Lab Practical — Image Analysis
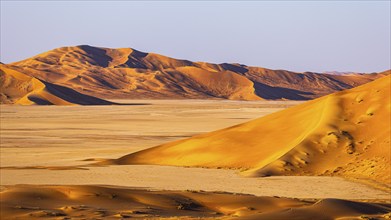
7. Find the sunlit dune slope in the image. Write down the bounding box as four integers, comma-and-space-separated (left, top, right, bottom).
109, 75, 391, 186
7, 45, 386, 100
1, 185, 390, 220
0, 64, 113, 105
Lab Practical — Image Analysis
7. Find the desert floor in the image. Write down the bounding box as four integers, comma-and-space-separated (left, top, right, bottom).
1, 100, 296, 167
1, 100, 390, 219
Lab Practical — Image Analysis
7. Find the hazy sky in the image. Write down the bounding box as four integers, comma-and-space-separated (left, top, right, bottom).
1, 1, 390, 73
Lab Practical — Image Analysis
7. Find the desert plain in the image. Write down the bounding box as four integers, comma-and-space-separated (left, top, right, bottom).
1, 99, 390, 219
0, 46, 390, 219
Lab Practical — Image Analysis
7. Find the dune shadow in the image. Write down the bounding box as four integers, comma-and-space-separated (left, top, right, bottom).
27, 96, 54, 105
253, 81, 314, 100
43, 82, 153, 106
78, 45, 112, 67
220, 63, 248, 74
43, 81, 116, 105
42, 82, 148, 105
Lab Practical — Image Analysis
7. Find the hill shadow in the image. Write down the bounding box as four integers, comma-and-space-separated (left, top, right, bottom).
43, 82, 150, 106
253, 81, 314, 100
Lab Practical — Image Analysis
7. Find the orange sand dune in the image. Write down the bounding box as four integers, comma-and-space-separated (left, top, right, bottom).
1, 185, 390, 220
108, 75, 391, 187
0, 64, 113, 105
6, 45, 387, 101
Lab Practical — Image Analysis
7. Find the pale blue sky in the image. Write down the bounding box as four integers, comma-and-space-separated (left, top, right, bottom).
1, 1, 390, 73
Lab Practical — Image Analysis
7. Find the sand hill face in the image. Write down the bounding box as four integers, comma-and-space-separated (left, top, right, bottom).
0, 64, 113, 105
6, 45, 386, 100
109, 75, 391, 187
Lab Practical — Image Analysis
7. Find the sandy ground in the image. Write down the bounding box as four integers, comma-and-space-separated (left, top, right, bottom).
1, 166, 389, 200
2, 185, 391, 220
1, 100, 389, 203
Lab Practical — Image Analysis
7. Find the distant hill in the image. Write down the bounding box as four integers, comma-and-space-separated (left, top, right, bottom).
323, 71, 362, 75
107, 75, 391, 187
2, 45, 387, 103
0, 64, 113, 105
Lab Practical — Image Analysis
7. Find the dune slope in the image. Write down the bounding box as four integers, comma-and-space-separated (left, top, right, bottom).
0, 64, 113, 105
1, 185, 390, 220
6, 45, 387, 100
109, 75, 391, 187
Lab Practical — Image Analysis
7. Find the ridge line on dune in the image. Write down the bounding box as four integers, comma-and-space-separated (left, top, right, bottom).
249, 96, 331, 175
1, 64, 115, 105
16, 78, 74, 105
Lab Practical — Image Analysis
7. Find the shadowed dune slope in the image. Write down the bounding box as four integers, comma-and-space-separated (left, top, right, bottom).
109, 75, 391, 187
6, 45, 387, 100
0, 64, 113, 105
1, 185, 390, 220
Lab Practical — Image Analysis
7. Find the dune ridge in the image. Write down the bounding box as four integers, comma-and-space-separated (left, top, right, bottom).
1, 185, 390, 220
4, 45, 388, 101
106, 75, 391, 188
0, 64, 113, 105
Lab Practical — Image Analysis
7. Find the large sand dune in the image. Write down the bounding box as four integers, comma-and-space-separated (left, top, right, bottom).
1, 185, 390, 220
108, 75, 391, 188
0, 64, 113, 105
5, 45, 387, 101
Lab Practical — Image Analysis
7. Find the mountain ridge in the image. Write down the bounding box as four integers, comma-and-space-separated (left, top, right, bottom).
1, 45, 389, 104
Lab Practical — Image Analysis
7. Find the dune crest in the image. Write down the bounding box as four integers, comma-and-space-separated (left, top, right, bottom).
5, 45, 387, 101
0, 64, 113, 105
108, 75, 391, 187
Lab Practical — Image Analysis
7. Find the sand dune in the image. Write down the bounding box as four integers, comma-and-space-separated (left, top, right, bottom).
5, 45, 387, 101
108, 75, 391, 188
0, 64, 113, 105
1, 185, 390, 220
